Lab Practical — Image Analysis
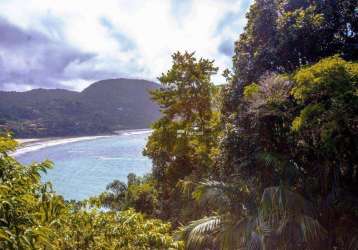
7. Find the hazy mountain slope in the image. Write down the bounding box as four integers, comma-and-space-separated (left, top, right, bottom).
0, 89, 78, 120
80, 79, 160, 128
0, 79, 161, 137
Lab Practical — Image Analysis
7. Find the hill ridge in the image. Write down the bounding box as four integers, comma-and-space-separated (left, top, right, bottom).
0, 78, 160, 138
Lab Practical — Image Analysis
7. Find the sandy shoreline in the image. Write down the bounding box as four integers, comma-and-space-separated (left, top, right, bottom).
12, 129, 152, 157
16, 138, 41, 144
12, 136, 111, 157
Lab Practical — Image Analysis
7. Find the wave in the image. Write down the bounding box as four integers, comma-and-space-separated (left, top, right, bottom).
67, 150, 85, 153
97, 156, 147, 161
118, 129, 152, 136
12, 136, 110, 157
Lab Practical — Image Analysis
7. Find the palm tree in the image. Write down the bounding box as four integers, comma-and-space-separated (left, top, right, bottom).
99, 179, 128, 210
180, 182, 328, 250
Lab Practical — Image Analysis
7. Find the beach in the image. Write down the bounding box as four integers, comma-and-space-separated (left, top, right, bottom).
12, 129, 152, 157
13, 136, 110, 157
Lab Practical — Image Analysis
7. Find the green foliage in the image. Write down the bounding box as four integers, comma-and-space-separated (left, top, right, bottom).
226, 0, 357, 114
0, 133, 18, 153
181, 185, 327, 250
56, 208, 182, 250
245, 73, 292, 110
144, 51, 221, 223
292, 56, 358, 101
243, 83, 259, 98
291, 103, 324, 132
99, 174, 159, 216
185, 55, 358, 249
213, 0, 358, 247
0, 135, 182, 249
291, 56, 358, 151
0, 135, 55, 249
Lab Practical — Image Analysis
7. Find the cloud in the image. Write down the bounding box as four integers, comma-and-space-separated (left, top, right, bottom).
0, 17, 128, 91
170, 0, 192, 19
218, 39, 235, 56
0, 17, 97, 90
99, 17, 136, 51
0, 0, 252, 91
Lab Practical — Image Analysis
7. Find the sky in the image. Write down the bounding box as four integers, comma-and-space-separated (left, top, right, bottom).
0, 0, 252, 91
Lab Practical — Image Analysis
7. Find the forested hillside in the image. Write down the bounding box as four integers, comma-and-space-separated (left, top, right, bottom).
0, 78, 160, 137
1, 0, 357, 249
142, 0, 357, 248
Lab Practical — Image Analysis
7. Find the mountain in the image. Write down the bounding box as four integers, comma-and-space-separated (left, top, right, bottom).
0, 79, 161, 138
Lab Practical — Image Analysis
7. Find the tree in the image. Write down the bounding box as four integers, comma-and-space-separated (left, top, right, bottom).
182, 57, 358, 249
144, 51, 220, 223
290, 56, 358, 247
0, 134, 57, 249
99, 174, 159, 216
225, 0, 358, 113
214, 0, 358, 247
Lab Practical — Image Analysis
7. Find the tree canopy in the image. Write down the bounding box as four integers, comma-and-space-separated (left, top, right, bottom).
0, 134, 183, 249
143, 51, 221, 223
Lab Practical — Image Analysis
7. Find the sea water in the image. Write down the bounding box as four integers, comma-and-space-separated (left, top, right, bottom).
15, 131, 152, 201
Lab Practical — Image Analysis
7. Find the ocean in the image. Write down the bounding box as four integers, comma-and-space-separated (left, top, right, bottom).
15, 130, 152, 201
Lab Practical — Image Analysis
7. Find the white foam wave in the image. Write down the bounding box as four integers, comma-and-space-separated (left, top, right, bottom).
120, 129, 152, 136
97, 156, 147, 161
67, 150, 85, 153
12, 136, 109, 157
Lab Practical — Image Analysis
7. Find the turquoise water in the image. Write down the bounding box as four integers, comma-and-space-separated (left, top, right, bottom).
16, 132, 152, 200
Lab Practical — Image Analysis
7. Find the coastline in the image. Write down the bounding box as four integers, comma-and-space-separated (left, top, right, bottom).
12, 128, 152, 157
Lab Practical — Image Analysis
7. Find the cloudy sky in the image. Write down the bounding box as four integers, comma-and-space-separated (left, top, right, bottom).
0, 0, 252, 91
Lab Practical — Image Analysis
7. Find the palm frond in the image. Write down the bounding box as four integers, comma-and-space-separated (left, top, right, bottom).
260, 186, 315, 221
180, 216, 222, 250
176, 179, 196, 199
345, 235, 358, 250
299, 215, 327, 243
260, 186, 326, 248
218, 216, 259, 250
181, 186, 329, 249
181, 215, 261, 250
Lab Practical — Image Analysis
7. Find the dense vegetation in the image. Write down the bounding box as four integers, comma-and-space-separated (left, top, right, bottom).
0, 79, 160, 137
143, 0, 357, 249
1, 0, 357, 249
180, 56, 357, 249
0, 135, 182, 249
